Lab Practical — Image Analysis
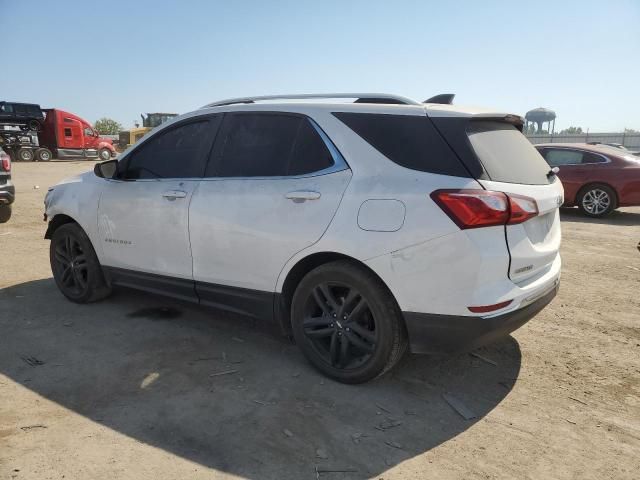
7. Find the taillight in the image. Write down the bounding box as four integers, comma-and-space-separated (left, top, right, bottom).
507, 193, 538, 224
1, 153, 10, 172
431, 189, 538, 229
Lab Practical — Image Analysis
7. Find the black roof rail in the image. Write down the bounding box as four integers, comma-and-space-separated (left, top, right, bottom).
424, 94, 455, 105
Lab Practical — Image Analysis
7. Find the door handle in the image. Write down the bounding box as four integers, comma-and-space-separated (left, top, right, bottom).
285, 190, 321, 203
162, 190, 187, 200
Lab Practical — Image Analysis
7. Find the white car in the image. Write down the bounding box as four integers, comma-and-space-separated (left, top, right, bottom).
44, 93, 562, 383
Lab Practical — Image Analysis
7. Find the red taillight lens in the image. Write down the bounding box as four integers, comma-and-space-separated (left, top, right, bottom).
1, 153, 10, 172
507, 193, 538, 224
431, 189, 538, 229
430, 189, 509, 229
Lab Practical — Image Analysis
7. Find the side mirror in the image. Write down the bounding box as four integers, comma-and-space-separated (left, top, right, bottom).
94, 159, 118, 179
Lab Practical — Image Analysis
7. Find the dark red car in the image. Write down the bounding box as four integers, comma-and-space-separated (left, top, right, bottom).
535, 143, 640, 217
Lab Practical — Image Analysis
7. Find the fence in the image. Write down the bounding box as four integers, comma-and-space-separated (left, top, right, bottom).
526, 132, 640, 150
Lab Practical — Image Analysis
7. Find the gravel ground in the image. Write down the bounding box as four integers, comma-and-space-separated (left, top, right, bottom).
1, 161, 639, 480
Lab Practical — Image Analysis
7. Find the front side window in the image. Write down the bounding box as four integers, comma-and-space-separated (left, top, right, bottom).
209, 113, 334, 177
84, 127, 94, 137
122, 120, 212, 179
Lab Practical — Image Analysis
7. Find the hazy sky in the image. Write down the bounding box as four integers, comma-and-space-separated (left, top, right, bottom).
1, 0, 638, 131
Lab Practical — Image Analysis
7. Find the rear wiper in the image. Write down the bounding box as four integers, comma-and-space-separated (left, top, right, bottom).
547, 167, 559, 178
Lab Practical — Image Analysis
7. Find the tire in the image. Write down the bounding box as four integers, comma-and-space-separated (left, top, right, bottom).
49, 223, 112, 303
35, 148, 52, 162
577, 184, 616, 217
16, 148, 34, 162
0, 205, 11, 223
27, 119, 41, 131
98, 148, 111, 161
291, 260, 407, 384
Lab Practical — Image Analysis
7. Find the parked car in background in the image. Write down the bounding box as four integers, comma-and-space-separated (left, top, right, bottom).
44, 93, 562, 383
536, 143, 640, 217
0, 147, 14, 223
0, 102, 44, 131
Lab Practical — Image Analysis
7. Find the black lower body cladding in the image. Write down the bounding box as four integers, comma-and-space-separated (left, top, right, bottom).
403, 284, 559, 354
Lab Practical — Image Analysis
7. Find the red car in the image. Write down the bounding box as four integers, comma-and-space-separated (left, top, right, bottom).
535, 143, 640, 217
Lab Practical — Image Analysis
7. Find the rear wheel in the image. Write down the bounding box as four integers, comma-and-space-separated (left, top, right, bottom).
16, 148, 34, 162
50, 223, 112, 303
291, 261, 407, 384
35, 148, 52, 162
0, 205, 11, 223
578, 184, 616, 217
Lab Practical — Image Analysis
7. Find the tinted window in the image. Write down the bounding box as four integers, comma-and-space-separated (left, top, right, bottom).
64, 128, 72, 137
333, 112, 469, 177
123, 120, 211, 179
542, 149, 607, 167
210, 114, 334, 177
467, 121, 551, 185
289, 120, 334, 175
1, 104, 13, 113
15, 104, 26, 114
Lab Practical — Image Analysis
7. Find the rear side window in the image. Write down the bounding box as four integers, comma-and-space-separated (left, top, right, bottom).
123, 120, 212, 179
542, 148, 607, 166
467, 121, 551, 185
209, 114, 334, 177
332, 112, 469, 177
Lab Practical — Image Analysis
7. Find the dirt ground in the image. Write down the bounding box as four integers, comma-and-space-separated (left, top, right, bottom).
1, 161, 639, 480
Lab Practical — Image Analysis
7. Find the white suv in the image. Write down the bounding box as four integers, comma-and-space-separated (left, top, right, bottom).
44, 93, 562, 383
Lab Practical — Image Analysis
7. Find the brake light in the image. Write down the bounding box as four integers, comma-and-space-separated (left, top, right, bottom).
507, 193, 538, 224
1, 153, 10, 172
431, 189, 538, 229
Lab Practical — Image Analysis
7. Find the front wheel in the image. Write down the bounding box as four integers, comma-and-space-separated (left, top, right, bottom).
98, 148, 111, 161
50, 223, 112, 303
291, 261, 407, 384
578, 184, 616, 217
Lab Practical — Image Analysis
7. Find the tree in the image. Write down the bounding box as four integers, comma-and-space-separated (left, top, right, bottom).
560, 126, 583, 134
624, 128, 639, 134
94, 118, 122, 135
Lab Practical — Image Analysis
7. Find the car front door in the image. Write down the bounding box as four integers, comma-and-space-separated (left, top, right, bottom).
189, 112, 351, 317
97, 116, 220, 296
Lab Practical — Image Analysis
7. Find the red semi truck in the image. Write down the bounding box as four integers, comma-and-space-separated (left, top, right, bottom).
0, 109, 116, 161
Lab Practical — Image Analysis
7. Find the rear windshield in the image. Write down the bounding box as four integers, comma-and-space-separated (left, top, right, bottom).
467, 121, 551, 185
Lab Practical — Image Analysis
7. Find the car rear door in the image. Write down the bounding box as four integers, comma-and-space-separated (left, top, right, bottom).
189, 112, 351, 316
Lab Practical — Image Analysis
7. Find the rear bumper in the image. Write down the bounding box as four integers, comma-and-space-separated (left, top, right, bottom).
0, 183, 15, 205
403, 282, 559, 354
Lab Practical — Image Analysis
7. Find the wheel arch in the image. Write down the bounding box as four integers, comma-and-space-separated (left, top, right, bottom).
577, 181, 619, 209
44, 213, 79, 239
276, 251, 401, 335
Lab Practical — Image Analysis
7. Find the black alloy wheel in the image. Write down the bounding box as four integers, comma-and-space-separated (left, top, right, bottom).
52, 231, 90, 298
49, 223, 112, 303
291, 261, 407, 384
302, 282, 377, 369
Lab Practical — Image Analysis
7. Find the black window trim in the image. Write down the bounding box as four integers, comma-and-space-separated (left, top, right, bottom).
538, 146, 611, 166
114, 113, 222, 182
203, 111, 349, 181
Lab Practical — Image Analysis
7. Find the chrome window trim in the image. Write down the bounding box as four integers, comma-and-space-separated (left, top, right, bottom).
539, 146, 611, 166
